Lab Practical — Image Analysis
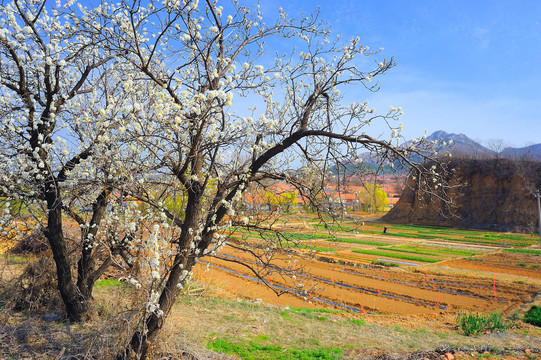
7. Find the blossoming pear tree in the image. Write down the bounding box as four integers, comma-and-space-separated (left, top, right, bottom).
99, 0, 441, 357
1, 0, 445, 357
0, 0, 148, 321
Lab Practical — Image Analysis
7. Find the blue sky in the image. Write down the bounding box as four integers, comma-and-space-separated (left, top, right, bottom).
262, 0, 541, 147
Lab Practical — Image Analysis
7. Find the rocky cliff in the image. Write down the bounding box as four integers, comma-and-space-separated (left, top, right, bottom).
384, 159, 541, 233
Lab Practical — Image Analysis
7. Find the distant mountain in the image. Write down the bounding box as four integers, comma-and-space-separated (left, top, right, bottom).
428, 131, 541, 161
425, 130, 494, 158
341, 131, 541, 175
501, 143, 541, 161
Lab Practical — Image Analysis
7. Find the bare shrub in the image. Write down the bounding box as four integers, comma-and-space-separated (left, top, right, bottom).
9, 230, 49, 255
6, 255, 64, 316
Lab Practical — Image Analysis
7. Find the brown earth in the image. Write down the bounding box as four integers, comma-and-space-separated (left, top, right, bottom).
196, 242, 541, 320
2, 219, 541, 359
384, 159, 541, 233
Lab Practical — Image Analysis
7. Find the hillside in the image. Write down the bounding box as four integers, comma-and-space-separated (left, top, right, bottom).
384, 158, 541, 233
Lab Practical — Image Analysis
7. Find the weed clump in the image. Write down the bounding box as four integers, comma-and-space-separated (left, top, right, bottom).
524, 305, 541, 327
9, 230, 49, 255
456, 311, 511, 336
7, 255, 63, 315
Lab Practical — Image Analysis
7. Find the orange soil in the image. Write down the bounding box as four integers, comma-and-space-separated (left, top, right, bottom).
195, 244, 540, 318
442, 252, 541, 279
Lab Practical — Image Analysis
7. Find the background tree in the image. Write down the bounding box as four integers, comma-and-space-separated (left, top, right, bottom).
261, 190, 297, 212
281, 191, 298, 213
357, 183, 389, 213
262, 190, 281, 212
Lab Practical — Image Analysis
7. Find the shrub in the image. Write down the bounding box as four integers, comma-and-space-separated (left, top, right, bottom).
456, 311, 510, 336
8, 256, 63, 315
524, 305, 541, 327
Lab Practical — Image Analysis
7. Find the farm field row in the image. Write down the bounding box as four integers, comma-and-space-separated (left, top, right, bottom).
197, 216, 541, 317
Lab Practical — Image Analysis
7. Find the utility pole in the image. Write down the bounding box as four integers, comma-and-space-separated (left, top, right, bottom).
536, 190, 541, 247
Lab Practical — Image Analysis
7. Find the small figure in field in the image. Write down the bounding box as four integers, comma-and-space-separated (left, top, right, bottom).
383, 226, 387, 234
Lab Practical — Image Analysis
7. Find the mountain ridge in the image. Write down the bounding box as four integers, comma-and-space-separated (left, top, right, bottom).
332, 131, 540, 175
422, 130, 541, 161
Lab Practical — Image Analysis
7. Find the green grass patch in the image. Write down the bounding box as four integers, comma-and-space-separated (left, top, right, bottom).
383, 232, 440, 240
392, 325, 411, 334
503, 248, 541, 256
207, 336, 343, 360
284, 243, 337, 253
377, 247, 440, 257
391, 224, 534, 240
524, 305, 541, 327
280, 307, 347, 321
449, 238, 517, 246
456, 312, 511, 336
241, 224, 535, 249
281, 232, 326, 241
289, 307, 346, 315
313, 223, 357, 232
388, 224, 451, 232
466, 233, 533, 242
351, 249, 441, 263
375, 224, 535, 246
94, 279, 123, 288
391, 245, 481, 257
240, 230, 327, 242
348, 319, 366, 326
386, 232, 507, 246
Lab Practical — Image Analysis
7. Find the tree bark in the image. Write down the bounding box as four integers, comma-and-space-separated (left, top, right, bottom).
123, 176, 204, 359
45, 191, 87, 321
123, 255, 195, 359
77, 188, 110, 299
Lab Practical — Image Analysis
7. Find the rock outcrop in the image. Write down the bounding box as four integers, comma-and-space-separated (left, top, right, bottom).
384, 159, 541, 233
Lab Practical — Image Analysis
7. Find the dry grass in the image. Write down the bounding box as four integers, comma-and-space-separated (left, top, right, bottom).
0, 309, 145, 359
1, 267, 541, 359
4, 255, 64, 315
0, 253, 235, 359
0, 255, 142, 359
160, 283, 541, 359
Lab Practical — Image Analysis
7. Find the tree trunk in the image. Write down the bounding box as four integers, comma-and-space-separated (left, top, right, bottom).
122, 255, 195, 359
45, 193, 88, 321
77, 188, 110, 299
122, 177, 204, 359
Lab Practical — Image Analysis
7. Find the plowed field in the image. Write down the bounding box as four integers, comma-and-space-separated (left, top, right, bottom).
195, 221, 541, 317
